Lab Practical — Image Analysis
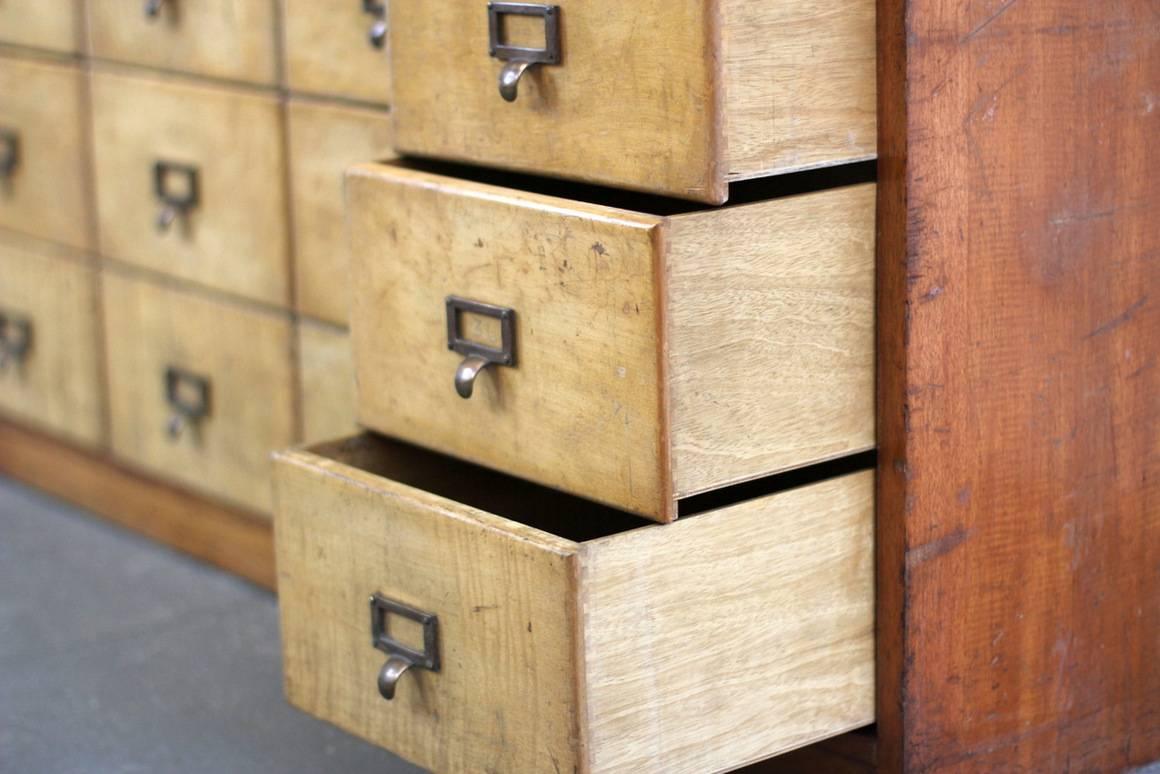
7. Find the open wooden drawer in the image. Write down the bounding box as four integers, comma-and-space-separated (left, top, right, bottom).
274, 434, 874, 773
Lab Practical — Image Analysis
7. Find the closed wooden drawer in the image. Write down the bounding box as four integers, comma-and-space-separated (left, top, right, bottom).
0, 1, 83, 52
287, 99, 394, 325
88, 0, 279, 85
275, 434, 874, 774
103, 269, 295, 514
297, 319, 357, 442
348, 163, 875, 521
389, 0, 875, 202
282, 0, 391, 104
91, 69, 289, 307
0, 58, 91, 250
0, 233, 102, 447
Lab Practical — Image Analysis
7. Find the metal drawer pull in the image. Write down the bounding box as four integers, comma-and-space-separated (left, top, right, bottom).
363, 0, 387, 49
0, 312, 33, 370
153, 160, 200, 233
487, 2, 561, 102
164, 366, 211, 440
0, 128, 19, 180
144, 0, 170, 18
446, 295, 516, 399
370, 594, 440, 701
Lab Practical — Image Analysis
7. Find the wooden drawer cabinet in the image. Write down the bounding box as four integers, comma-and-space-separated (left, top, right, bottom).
282, 0, 392, 104
287, 99, 394, 325
275, 434, 874, 774
87, 0, 279, 85
0, 233, 103, 447
297, 319, 357, 442
91, 69, 290, 307
347, 163, 875, 521
0, 1, 83, 53
0, 57, 92, 250
102, 269, 295, 514
389, 0, 876, 202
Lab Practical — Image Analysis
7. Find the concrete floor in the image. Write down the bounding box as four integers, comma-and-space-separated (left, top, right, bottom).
0, 478, 421, 774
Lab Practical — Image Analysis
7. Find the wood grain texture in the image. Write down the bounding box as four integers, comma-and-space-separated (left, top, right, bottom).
721, 0, 876, 180
296, 319, 357, 443
90, 68, 290, 306
0, 56, 92, 250
282, 0, 392, 104
87, 0, 279, 85
389, 0, 724, 202
286, 99, 394, 325
667, 183, 876, 497
0, 0, 84, 52
0, 232, 103, 447
0, 418, 275, 589
877, 1, 1160, 771
581, 470, 875, 773
102, 268, 295, 515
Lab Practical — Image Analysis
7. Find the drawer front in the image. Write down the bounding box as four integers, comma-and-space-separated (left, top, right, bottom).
91, 70, 289, 306
389, 0, 721, 202
0, 1, 82, 52
297, 320, 357, 442
88, 0, 279, 85
0, 58, 91, 250
103, 270, 295, 514
347, 164, 668, 519
282, 0, 392, 103
0, 235, 102, 447
287, 100, 394, 325
275, 435, 874, 773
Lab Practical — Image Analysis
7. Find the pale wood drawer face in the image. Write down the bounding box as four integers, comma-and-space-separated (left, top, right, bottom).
0, 58, 92, 250
275, 434, 875, 774
282, 0, 392, 104
297, 320, 357, 443
91, 70, 290, 307
88, 0, 279, 85
0, 1, 83, 52
287, 100, 394, 325
0, 234, 103, 447
389, 0, 875, 202
348, 164, 875, 521
103, 269, 295, 514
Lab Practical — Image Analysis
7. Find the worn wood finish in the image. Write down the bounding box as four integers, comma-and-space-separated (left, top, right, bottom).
297, 319, 357, 443
87, 0, 279, 85
102, 268, 296, 515
274, 434, 874, 774
0, 0, 84, 53
282, 0, 392, 104
91, 68, 290, 306
286, 99, 394, 325
0, 57, 92, 250
0, 233, 103, 448
877, 0, 1160, 771
0, 418, 275, 589
347, 163, 875, 520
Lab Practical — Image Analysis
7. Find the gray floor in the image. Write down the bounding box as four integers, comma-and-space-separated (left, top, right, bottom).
0, 478, 421, 774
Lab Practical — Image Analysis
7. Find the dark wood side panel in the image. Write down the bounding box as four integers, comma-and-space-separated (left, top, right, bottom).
877, 1, 1160, 771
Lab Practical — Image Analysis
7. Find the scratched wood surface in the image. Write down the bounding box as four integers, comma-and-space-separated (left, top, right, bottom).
876, 1, 1160, 771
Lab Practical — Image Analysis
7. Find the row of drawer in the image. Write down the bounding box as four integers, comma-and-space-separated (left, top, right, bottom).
0, 230, 357, 513
2, 0, 876, 202
0, 0, 391, 104
0, 56, 392, 320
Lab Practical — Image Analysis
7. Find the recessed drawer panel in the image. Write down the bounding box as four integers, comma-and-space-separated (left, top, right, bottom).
0, 233, 102, 447
297, 319, 357, 443
0, 58, 91, 250
0, 1, 83, 52
275, 434, 875, 774
348, 163, 875, 521
282, 0, 392, 103
389, 0, 876, 202
88, 0, 279, 85
91, 70, 289, 307
103, 269, 295, 514
287, 99, 394, 325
